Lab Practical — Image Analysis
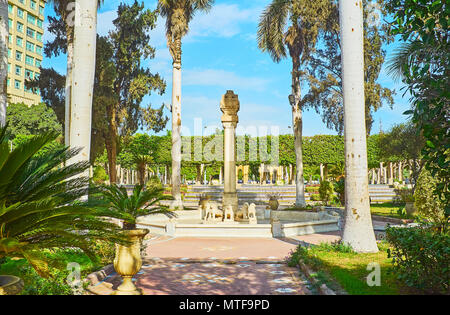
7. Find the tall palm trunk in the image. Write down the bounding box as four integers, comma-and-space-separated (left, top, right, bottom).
69, 0, 98, 178
171, 38, 183, 209
0, 1, 8, 126
339, 0, 378, 253
64, 36, 73, 146
292, 59, 306, 207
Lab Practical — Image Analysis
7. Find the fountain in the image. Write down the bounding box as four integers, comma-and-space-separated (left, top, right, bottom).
137, 91, 340, 238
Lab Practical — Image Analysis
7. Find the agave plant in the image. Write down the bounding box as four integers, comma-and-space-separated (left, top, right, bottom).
99, 184, 175, 230
0, 126, 126, 277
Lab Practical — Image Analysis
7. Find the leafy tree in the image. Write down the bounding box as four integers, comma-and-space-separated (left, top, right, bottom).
94, 1, 167, 184
26, 68, 65, 128
6, 103, 62, 139
258, 0, 331, 207
385, 0, 449, 218
303, 0, 394, 134
379, 122, 425, 190
158, 0, 215, 208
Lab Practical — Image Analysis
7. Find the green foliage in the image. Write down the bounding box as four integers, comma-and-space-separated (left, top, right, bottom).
394, 187, 414, 203
414, 168, 446, 227
303, 0, 394, 134
0, 127, 126, 277
146, 175, 163, 191
26, 68, 66, 128
99, 184, 174, 229
385, 0, 449, 218
319, 180, 334, 206
92, 166, 109, 184
93, 1, 167, 180
334, 177, 345, 206
386, 226, 449, 294
6, 103, 62, 139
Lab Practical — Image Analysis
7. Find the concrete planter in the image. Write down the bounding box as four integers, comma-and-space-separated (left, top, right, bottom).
113, 229, 149, 295
0, 275, 24, 295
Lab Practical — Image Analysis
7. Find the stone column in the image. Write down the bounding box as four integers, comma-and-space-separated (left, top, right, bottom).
221, 91, 240, 212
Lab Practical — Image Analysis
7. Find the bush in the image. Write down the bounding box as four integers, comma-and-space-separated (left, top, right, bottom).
334, 178, 345, 206
146, 175, 163, 190
92, 166, 109, 184
319, 180, 334, 206
394, 187, 414, 203
414, 169, 446, 226
310, 194, 321, 201
386, 226, 450, 294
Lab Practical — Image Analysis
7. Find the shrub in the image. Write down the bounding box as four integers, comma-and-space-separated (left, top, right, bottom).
334, 178, 345, 206
310, 194, 321, 201
414, 169, 446, 226
394, 187, 414, 203
146, 175, 163, 190
92, 166, 109, 184
386, 226, 450, 294
319, 180, 334, 206
306, 186, 319, 193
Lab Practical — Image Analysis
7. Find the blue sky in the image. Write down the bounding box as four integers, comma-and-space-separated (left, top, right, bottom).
43, 0, 411, 137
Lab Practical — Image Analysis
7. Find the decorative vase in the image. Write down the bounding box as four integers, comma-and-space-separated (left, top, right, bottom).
113, 229, 149, 295
405, 202, 416, 216
0, 275, 24, 295
268, 198, 279, 210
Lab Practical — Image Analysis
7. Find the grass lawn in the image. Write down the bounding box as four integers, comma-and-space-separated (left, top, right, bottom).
0, 247, 113, 295
289, 242, 415, 295
370, 202, 412, 219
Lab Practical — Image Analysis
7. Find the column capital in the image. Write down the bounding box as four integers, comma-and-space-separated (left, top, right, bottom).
221, 90, 240, 124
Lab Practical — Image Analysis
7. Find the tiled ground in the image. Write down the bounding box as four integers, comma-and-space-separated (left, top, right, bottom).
88, 259, 310, 295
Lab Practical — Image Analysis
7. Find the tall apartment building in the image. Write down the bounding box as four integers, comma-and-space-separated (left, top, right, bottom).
7, 0, 46, 106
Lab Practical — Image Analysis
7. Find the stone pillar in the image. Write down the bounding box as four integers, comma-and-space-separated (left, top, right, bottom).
320, 163, 324, 181
388, 162, 394, 185
219, 165, 223, 185
398, 162, 403, 182
221, 91, 240, 212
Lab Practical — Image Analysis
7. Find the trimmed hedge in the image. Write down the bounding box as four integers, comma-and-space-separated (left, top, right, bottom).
386, 226, 449, 294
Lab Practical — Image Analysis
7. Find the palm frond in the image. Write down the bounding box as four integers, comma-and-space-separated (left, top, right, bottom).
257, 0, 291, 63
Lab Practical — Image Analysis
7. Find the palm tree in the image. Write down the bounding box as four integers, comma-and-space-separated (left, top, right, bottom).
0, 126, 126, 277
99, 184, 174, 230
46, 0, 103, 146
158, 0, 215, 209
68, 0, 99, 177
0, 0, 8, 126
258, 0, 328, 207
339, 0, 378, 253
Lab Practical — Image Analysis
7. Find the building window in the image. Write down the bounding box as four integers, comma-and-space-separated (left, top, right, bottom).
15, 65, 22, 76
39, 6, 44, 16
25, 69, 33, 80
8, 19, 12, 29
18, 0, 25, 4
17, 22, 24, 33
8, 48, 11, 58
26, 41, 35, 52
37, 19, 43, 29
30, 1, 36, 10
8, 35, 12, 45
35, 59, 41, 68
26, 55, 34, 66
27, 14, 36, 25
15, 80, 21, 90
17, 8, 24, 19
8, 4, 13, 14
16, 37, 23, 47
26, 27, 35, 38
35, 45, 42, 55
8, 63, 11, 73
36, 32, 42, 42
7, 78, 10, 87
16, 51, 22, 61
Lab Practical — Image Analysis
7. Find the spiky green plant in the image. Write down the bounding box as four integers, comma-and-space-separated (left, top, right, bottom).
99, 184, 175, 230
0, 126, 126, 277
